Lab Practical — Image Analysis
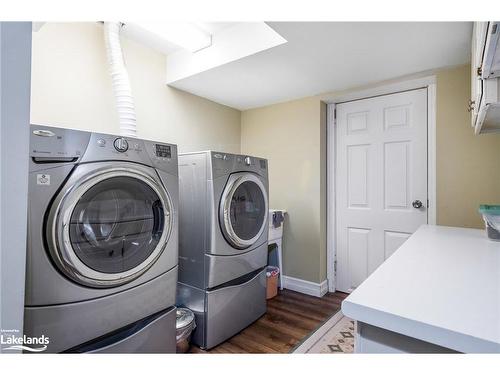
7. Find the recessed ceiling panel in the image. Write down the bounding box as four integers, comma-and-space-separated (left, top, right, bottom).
167, 22, 472, 110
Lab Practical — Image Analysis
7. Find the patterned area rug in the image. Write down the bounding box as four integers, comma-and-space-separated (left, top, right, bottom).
292, 312, 355, 354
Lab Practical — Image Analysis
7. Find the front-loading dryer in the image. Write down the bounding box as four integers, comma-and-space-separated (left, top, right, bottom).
177, 151, 269, 349
25, 125, 179, 353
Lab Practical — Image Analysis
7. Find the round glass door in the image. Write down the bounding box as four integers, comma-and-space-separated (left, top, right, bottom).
69, 176, 164, 274
220, 173, 268, 249
48, 167, 172, 288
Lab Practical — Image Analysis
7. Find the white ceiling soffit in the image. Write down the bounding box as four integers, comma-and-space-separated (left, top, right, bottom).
165, 22, 287, 83
108, 22, 238, 55
121, 22, 185, 55
194, 22, 237, 35
167, 22, 472, 110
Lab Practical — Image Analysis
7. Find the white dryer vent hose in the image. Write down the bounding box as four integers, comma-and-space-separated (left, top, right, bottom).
104, 22, 137, 138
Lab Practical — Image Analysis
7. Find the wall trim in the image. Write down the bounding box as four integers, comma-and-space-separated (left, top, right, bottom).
326, 76, 438, 293
282, 275, 328, 297
326, 103, 336, 293
322, 75, 437, 104
427, 83, 437, 225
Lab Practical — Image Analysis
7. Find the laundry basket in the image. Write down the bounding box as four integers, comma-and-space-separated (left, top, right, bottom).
176, 308, 196, 353
479, 205, 500, 241
266, 266, 280, 300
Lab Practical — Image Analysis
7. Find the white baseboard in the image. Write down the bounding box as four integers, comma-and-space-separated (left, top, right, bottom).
282, 275, 328, 297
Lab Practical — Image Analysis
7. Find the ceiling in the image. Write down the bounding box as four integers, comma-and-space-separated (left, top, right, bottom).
167, 22, 472, 110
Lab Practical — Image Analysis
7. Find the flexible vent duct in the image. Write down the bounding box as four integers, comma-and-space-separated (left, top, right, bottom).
103, 22, 137, 138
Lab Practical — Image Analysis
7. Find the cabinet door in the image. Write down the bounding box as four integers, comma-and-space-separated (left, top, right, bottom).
471, 22, 488, 127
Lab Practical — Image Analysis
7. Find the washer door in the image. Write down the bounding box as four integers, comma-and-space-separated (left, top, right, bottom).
219, 173, 268, 249
47, 165, 172, 288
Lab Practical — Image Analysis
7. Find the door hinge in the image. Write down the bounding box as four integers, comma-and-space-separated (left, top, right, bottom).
334, 260, 337, 273
427, 199, 430, 208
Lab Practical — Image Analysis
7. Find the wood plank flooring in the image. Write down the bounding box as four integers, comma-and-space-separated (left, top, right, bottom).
189, 289, 348, 354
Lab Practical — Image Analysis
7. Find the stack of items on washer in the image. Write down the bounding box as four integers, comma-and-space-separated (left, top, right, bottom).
24, 125, 269, 353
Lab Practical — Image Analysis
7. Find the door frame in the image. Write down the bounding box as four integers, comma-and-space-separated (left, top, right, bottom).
325, 76, 437, 293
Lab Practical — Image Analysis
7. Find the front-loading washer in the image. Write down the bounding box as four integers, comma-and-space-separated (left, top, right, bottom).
25, 125, 179, 353
177, 151, 269, 349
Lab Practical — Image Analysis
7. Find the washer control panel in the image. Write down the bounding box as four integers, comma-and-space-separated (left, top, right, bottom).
113, 137, 129, 152
155, 144, 172, 158
35, 128, 179, 175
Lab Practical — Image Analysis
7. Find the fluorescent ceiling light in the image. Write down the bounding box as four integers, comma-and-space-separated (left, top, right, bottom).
128, 22, 212, 52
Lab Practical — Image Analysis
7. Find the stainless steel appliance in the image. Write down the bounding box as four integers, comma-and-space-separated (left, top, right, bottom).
177, 151, 269, 349
25, 125, 179, 353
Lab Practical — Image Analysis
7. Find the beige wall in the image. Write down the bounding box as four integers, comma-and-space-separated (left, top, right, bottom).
30, 23, 241, 153
436, 65, 500, 228
241, 97, 327, 283
242, 64, 500, 284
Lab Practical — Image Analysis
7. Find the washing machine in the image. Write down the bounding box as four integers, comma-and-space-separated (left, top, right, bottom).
176, 151, 269, 349
25, 125, 179, 353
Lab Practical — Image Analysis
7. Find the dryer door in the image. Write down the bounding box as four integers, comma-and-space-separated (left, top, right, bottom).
47, 164, 173, 288
219, 172, 268, 249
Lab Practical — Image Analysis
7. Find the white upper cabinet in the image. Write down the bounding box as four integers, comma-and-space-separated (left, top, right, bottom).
481, 22, 500, 79
471, 22, 500, 134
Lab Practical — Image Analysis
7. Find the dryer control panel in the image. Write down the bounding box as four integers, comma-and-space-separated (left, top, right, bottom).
208, 151, 268, 180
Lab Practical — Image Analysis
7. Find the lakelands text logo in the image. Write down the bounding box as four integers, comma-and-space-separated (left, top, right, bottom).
1, 329, 49, 352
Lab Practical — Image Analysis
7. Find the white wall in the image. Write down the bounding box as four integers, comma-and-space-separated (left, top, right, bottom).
0, 22, 32, 352
30, 23, 241, 153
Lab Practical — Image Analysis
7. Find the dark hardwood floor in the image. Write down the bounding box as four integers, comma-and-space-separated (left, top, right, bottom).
189, 289, 348, 354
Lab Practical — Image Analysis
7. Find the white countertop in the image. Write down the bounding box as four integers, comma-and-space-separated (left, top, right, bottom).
341, 225, 500, 353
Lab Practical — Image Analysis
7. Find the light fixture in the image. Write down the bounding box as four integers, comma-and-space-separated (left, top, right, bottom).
129, 21, 212, 53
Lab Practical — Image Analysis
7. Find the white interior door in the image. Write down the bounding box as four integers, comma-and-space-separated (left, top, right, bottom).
335, 88, 428, 293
